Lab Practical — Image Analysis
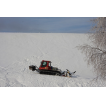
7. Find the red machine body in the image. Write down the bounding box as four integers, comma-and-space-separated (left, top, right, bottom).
39, 60, 52, 70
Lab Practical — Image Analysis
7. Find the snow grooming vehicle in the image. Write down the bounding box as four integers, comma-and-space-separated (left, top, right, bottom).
29, 60, 76, 77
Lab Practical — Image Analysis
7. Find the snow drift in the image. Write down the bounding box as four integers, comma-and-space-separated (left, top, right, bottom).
0, 33, 105, 87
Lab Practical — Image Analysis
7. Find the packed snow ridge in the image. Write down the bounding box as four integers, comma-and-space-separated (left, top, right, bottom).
0, 33, 105, 87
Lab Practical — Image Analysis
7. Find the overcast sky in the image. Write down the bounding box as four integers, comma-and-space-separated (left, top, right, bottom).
0, 17, 95, 33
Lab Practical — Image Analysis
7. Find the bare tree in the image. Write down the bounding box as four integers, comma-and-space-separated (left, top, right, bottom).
78, 17, 106, 80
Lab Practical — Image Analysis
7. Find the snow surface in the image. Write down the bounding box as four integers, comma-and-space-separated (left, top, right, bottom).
0, 33, 106, 87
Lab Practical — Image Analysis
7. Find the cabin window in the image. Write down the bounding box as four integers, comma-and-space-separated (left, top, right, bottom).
41, 62, 47, 67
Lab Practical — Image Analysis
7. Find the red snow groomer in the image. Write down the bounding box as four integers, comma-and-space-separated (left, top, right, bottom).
29, 60, 62, 76
29, 60, 76, 77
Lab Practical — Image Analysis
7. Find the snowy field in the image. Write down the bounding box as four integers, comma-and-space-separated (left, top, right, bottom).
0, 33, 106, 87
